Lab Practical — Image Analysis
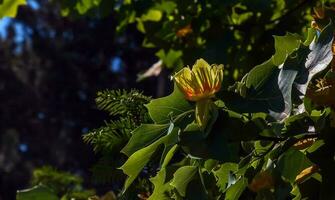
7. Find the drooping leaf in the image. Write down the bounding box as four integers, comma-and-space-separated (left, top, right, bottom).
224, 177, 248, 200
121, 123, 170, 156
120, 128, 179, 192
161, 144, 178, 169
16, 185, 58, 200
170, 166, 198, 197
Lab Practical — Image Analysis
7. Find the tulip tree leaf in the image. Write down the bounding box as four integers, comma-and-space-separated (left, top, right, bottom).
0, 0, 26, 18
146, 84, 192, 124
120, 128, 179, 192
16, 185, 58, 200
148, 168, 174, 200
224, 177, 248, 200
277, 148, 313, 183
237, 23, 333, 120
213, 163, 238, 192
161, 144, 178, 168
180, 110, 242, 161
170, 166, 198, 197
121, 123, 170, 156
272, 33, 302, 66
246, 32, 301, 92
245, 58, 278, 92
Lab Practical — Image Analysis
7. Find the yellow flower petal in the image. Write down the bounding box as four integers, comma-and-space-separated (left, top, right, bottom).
173, 58, 223, 101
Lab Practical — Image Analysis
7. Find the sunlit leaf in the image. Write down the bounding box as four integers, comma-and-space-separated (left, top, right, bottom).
146, 84, 192, 124
213, 163, 238, 192
121, 123, 170, 156
272, 33, 301, 66
120, 128, 179, 191
141, 9, 162, 22
148, 168, 174, 200
0, 0, 26, 18
224, 177, 248, 200
16, 185, 58, 200
170, 166, 198, 197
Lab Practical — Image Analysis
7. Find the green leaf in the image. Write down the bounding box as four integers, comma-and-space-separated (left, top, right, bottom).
224, 177, 248, 200
213, 163, 238, 192
136, 18, 146, 33
180, 111, 240, 161
75, 0, 102, 15
0, 0, 26, 18
238, 22, 334, 120
291, 185, 301, 200
148, 168, 174, 200
16, 185, 58, 200
154, 1, 177, 15
303, 28, 317, 46
161, 144, 178, 168
204, 159, 219, 172
120, 128, 179, 192
272, 33, 301, 66
141, 9, 162, 22
277, 148, 313, 183
156, 49, 183, 69
121, 123, 170, 156
146, 84, 192, 124
170, 166, 198, 197
245, 58, 278, 92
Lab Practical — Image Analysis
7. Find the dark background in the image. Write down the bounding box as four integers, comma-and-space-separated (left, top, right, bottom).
0, 0, 164, 199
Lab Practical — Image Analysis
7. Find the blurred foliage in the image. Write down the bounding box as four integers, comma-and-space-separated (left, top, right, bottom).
0, 0, 158, 199
58, 0, 333, 84
0, 0, 26, 18
16, 166, 95, 200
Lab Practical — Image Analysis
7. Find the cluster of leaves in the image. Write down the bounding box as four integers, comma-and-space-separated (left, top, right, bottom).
58, 0, 333, 83
113, 11, 335, 200
16, 166, 95, 200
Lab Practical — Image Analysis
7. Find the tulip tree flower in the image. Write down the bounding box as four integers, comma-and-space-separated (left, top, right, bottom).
173, 58, 223, 128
